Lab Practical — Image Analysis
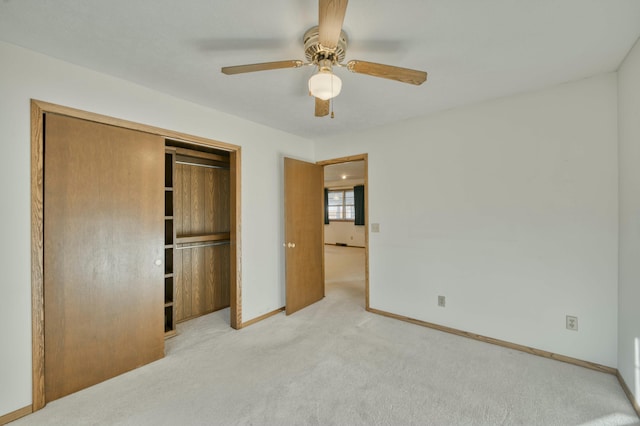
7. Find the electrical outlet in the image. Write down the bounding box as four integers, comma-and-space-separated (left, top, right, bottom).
438, 296, 446, 307
566, 315, 578, 331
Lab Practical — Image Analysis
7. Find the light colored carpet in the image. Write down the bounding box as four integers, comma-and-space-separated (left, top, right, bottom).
14, 246, 639, 425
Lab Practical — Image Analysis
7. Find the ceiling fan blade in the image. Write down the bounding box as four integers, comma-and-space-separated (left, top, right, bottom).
319, 0, 348, 49
221, 60, 303, 75
347, 60, 427, 85
315, 98, 330, 117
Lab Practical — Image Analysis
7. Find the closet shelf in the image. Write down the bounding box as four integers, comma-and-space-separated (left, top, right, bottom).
164, 149, 176, 338
175, 232, 230, 244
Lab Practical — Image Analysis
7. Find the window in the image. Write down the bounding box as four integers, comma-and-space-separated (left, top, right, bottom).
327, 189, 355, 220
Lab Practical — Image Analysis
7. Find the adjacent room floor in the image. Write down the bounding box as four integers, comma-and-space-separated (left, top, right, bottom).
13, 245, 639, 425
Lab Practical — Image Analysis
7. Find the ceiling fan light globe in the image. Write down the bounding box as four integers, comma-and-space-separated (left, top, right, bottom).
308, 71, 342, 100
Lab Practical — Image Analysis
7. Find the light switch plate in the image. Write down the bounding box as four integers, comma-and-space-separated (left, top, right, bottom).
371, 223, 380, 233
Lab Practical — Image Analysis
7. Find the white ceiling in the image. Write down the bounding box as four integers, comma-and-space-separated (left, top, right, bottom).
324, 161, 365, 183
1, 1, 639, 139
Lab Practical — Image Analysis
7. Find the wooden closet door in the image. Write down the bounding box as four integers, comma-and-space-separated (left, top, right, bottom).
44, 114, 165, 402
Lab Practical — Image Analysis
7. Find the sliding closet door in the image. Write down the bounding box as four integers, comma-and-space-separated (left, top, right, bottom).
44, 114, 165, 402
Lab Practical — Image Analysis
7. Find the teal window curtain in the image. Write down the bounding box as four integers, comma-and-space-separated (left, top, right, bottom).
324, 188, 330, 224
354, 185, 365, 226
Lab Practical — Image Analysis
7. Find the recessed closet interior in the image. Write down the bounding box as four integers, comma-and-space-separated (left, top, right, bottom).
164, 140, 231, 336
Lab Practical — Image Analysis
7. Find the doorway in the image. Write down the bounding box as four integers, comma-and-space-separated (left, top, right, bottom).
318, 155, 369, 309
283, 154, 369, 315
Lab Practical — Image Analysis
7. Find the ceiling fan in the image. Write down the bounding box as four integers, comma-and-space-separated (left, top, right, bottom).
221, 0, 427, 117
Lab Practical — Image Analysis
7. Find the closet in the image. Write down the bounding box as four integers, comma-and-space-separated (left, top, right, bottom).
34, 102, 238, 408
164, 141, 231, 335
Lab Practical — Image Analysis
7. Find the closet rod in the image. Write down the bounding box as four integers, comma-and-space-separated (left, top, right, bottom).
175, 160, 229, 170
176, 241, 230, 250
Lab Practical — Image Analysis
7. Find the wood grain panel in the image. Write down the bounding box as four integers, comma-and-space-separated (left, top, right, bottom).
32, 100, 241, 152
284, 158, 325, 315
214, 169, 231, 231
175, 233, 230, 244
174, 160, 230, 322
229, 150, 241, 329
175, 164, 229, 236
44, 114, 165, 402
221, 60, 304, 75
175, 147, 228, 163
31, 100, 242, 411
319, 0, 348, 49
30, 102, 46, 410
182, 247, 193, 319
175, 245, 230, 322
180, 164, 192, 236
316, 153, 367, 166
205, 246, 215, 312
174, 165, 184, 236
191, 164, 203, 234
315, 97, 330, 117
174, 248, 184, 320
206, 170, 215, 234
192, 244, 204, 314
346, 60, 427, 85
213, 245, 231, 310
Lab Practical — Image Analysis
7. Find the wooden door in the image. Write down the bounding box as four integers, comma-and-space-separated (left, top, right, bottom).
284, 158, 324, 315
44, 114, 165, 402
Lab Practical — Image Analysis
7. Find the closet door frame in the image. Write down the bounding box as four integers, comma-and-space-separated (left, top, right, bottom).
30, 99, 242, 411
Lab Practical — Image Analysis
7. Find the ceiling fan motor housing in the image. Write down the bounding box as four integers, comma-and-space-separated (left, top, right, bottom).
304, 26, 348, 66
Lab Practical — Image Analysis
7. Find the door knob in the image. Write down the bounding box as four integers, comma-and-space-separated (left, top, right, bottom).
287, 242, 296, 248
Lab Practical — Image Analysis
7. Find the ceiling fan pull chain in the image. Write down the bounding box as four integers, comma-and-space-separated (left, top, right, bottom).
331, 75, 335, 119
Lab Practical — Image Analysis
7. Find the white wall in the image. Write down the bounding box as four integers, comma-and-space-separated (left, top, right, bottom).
315, 74, 619, 367
0, 41, 313, 417
324, 222, 366, 247
618, 36, 640, 407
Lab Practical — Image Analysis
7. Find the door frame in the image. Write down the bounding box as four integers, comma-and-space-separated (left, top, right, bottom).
317, 154, 370, 309
30, 99, 242, 411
